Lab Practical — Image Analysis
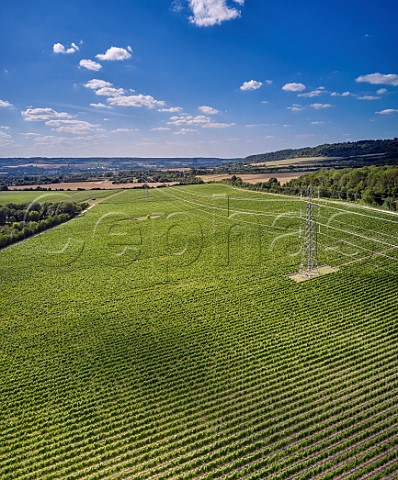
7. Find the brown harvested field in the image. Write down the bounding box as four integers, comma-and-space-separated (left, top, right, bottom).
9, 180, 179, 191
161, 167, 192, 172
4, 163, 64, 169
250, 156, 340, 167
199, 172, 310, 185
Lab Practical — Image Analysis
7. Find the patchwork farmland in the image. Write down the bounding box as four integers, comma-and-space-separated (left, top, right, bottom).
0, 184, 397, 479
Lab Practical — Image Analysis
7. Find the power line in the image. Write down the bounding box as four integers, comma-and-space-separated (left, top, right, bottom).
156, 187, 299, 229
316, 201, 398, 225
318, 234, 398, 277
317, 221, 398, 250
319, 214, 398, 242
318, 231, 398, 265
156, 186, 398, 277
299, 186, 320, 278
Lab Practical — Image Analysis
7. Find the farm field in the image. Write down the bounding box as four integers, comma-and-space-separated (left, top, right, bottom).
198, 172, 309, 184
0, 183, 398, 479
249, 157, 339, 167
8, 181, 178, 191
0, 189, 119, 206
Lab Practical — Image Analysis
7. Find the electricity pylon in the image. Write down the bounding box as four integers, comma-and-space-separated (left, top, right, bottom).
299, 185, 320, 278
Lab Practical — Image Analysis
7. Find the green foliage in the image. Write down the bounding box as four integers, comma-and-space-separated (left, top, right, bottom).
2, 169, 205, 188
0, 201, 87, 249
0, 185, 397, 478
224, 166, 398, 211
245, 138, 398, 164
286, 165, 398, 209
0, 189, 116, 206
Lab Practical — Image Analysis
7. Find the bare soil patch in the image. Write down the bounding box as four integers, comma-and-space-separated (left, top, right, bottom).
288, 265, 340, 282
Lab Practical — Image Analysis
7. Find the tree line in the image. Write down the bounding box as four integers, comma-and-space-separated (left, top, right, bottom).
0, 169, 205, 188
244, 138, 398, 164
224, 165, 398, 211
0, 201, 88, 249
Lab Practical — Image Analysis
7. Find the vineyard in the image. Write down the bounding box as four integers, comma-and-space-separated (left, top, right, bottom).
0, 184, 397, 479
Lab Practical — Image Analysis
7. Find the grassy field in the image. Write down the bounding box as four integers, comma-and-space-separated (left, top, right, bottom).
249, 156, 340, 167
0, 189, 118, 206
0, 184, 397, 479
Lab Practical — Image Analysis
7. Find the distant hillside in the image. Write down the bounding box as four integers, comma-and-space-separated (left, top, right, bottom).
244, 138, 398, 165
0, 157, 239, 177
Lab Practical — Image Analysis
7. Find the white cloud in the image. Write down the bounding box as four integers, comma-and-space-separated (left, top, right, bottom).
151, 127, 171, 132
298, 88, 324, 98
53, 42, 79, 54
167, 114, 233, 128
0, 125, 11, 130
198, 105, 220, 114
108, 94, 166, 109
356, 95, 381, 101
202, 122, 234, 128
377, 88, 388, 95
158, 107, 183, 113
310, 121, 325, 125
0, 99, 13, 108
53, 43, 66, 54
240, 80, 262, 91
96, 46, 132, 61
79, 59, 102, 71
31, 134, 100, 147
0, 131, 13, 147
22, 107, 72, 122
173, 128, 197, 135
311, 103, 332, 109
282, 83, 306, 92
376, 109, 398, 115
95, 87, 125, 97
168, 114, 210, 126
356, 73, 398, 86
84, 79, 113, 90
188, 0, 245, 27
84, 78, 166, 111
331, 91, 351, 97
45, 119, 100, 134
112, 128, 135, 133
287, 104, 304, 112
90, 103, 112, 109
33, 135, 69, 145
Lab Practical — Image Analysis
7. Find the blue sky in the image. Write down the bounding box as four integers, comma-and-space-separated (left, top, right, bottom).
0, 0, 397, 158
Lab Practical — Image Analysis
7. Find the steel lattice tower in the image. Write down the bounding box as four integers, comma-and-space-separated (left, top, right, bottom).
299, 185, 320, 278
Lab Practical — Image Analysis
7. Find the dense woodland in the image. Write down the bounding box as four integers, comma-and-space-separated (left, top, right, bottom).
244, 138, 398, 164
0, 201, 87, 248
225, 165, 398, 210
